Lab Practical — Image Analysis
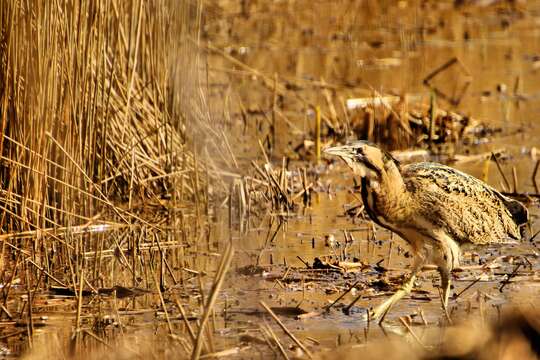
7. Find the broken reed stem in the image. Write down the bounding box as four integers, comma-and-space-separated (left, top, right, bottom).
263, 323, 290, 360
418, 308, 428, 326
482, 158, 490, 183
83, 330, 113, 349
438, 287, 453, 325
499, 263, 522, 292
75, 266, 85, 335
512, 166, 518, 193
454, 277, 482, 300
152, 265, 174, 335
272, 73, 278, 152
529, 229, 540, 243
387, 239, 393, 268
174, 295, 197, 344
399, 317, 427, 349
258, 138, 271, 165
533, 160, 540, 194
343, 292, 363, 315
24, 264, 34, 346
129, 138, 136, 210
428, 92, 435, 150
0, 304, 13, 320
315, 105, 321, 164
260, 301, 313, 359
27, 259, 68, 288
326, 280, 360, 312
491, 152, 511, 191
191, 243, 234, 360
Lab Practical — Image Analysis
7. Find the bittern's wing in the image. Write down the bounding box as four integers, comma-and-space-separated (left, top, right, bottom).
402, 162, 528, 245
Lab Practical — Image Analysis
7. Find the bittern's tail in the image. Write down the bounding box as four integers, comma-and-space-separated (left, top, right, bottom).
502, 197, 529, 227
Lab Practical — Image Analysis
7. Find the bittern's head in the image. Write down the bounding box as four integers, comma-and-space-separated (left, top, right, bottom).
324, 141, 400, 179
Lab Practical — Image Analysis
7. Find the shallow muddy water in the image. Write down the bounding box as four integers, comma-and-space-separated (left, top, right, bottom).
220, 159, 539, 351
204, 0, 540, 355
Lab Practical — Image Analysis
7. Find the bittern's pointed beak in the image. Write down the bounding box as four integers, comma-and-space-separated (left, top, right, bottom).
324, 143, 381, 177
324, 145, 355, 160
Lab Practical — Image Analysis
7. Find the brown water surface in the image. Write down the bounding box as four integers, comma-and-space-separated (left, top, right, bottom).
205, 0, 540, 354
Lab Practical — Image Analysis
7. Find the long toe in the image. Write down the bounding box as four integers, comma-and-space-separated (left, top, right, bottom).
370, 300, 393, 323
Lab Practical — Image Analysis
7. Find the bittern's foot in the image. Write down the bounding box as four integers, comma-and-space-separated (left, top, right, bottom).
441, 285, 450, 310
439, 268, 452, 312
369, 276, 417, 323
369, 300, 393, 323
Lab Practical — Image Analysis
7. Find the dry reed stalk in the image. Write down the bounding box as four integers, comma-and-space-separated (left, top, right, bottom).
74, 264, 85, 351
399, 316, 427, 349
491, 153, 511, 191
325, 280, 360, 312
343, 292, 364, 315
512, 166, 519, 193
454, 277, 482, 300
82, 330, 113, 349
315, 106, 321, 164
0, 1, 231, 358
532, 160, 540, 194
24, 264, 34, 347
428, 92, 436, 150
152, 262, 174, 335
438, 287, 453, 325
482, 158, 490, 183
262, 323, 290, 360
0, 304, 13, 320
191, 243, 234, 360
272, 74, 278, 152
174, 295, 198, 345
0, 0, 219, 241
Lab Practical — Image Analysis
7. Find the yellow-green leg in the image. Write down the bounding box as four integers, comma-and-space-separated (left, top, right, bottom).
439, 266, 451, 310
371, 274, 417, 323
371, 253, 426, 323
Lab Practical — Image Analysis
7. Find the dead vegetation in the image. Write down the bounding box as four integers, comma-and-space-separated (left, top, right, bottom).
0, 0, 237, 358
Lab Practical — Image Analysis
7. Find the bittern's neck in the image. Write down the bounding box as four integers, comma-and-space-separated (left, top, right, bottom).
376, 165, 405, 197
360, 164, 407, 225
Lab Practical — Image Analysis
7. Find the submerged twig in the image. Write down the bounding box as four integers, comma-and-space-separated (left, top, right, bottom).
260, 301, 313, 359
325, 280, 360, 312
454, 277, 482, 300
499, 264, 522, 292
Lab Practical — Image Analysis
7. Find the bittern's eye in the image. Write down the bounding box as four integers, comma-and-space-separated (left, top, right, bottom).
355, 148, 363, 155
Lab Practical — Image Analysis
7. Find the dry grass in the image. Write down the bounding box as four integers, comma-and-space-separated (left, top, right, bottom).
0, 0, 215, 230
0, 1, 238, 358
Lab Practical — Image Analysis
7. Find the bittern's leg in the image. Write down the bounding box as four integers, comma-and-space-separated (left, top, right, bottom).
370, 273, 417, 323
371, 253, 425, 323
439, 266, 451, 310
435, 236, 459, 311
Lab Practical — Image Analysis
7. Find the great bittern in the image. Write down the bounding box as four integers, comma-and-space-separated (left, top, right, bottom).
325, 141, 528, 322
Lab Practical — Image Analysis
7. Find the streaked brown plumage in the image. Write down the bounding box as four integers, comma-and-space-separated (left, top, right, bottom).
325, 140, 528, 322
402, 162, 526, 245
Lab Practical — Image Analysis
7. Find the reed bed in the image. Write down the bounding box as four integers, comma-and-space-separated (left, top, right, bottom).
0, 0, 215, 231
0, 0, 240, 358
